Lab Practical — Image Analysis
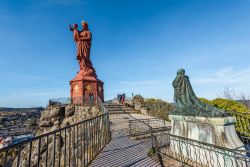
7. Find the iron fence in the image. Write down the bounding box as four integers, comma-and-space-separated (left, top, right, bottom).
155, 132, 250, 167
129, 118, 170, 138
128, 117, 250, 167
0, 113, 111, 167
48, 96, 102, 106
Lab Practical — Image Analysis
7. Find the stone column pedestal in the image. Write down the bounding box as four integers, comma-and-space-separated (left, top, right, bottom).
169, 115, 246, 167
70, 72, 104, 105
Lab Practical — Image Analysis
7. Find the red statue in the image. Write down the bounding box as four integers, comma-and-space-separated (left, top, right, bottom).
69, 21, 104, 104
69, 21, 96, 77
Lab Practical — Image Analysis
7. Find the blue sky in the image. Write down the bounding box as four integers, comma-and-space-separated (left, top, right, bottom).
1, 0, 250, 107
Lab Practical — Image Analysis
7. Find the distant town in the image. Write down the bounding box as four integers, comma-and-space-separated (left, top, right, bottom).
0, 107, 43, 148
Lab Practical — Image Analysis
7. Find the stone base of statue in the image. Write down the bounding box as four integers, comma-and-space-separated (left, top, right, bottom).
169, 115, 246, 167
70, 70, 104, 105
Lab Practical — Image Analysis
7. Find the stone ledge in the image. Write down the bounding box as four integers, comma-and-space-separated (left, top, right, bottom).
169, 114, 236, 125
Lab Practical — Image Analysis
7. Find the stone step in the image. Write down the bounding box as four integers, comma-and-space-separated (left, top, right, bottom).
104, 104, 131, 107
105, 106, 132, 109
105, 106, 131, 108
104, 105, 132, 109
104, 103, 135, 113
108, 110, 138, 114
104, 105, 126, 107
106, 108, 132, 111
104, 104, 127, 107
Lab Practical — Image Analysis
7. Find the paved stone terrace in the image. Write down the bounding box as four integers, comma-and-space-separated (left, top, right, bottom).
90, 114, 162, 167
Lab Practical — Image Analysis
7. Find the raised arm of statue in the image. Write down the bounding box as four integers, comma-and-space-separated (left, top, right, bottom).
69, 24, 80, 41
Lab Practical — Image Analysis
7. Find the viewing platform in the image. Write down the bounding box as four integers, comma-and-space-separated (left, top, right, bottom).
90, 113, 167, 167
0, 101, 249, 167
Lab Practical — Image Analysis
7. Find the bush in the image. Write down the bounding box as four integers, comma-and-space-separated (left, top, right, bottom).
199, 97, 250, 136
131, 94, 144, 110
144, 98, 174, 121
199, 98, 248, 112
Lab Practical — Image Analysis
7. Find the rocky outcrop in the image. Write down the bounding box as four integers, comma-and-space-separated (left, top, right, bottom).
65, 105, 75, 117
13, 104, 100, 167
131, 94, 144, 110
131, 96, 174, 121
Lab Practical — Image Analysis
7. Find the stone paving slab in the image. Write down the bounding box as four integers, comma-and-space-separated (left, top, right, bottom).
90, 114, 163, 167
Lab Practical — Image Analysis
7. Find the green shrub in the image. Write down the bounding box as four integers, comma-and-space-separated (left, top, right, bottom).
199, 98, 248, 112
199, 97, 250, 136
147, 148, 157, 157
144, 98, 174, 121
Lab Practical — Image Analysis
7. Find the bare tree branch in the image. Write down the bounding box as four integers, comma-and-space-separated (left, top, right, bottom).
238, 92, 249, 109
217, 86, 236, 100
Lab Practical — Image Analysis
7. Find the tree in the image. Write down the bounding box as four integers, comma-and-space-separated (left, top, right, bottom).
144, 98, 174, 121
199, 98, 248, 113
238, 92, 250, 109
217, 86, 250, 110
217, 86, 236, 100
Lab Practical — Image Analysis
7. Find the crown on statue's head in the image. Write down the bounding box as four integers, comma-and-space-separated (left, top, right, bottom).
81, 20, 88, 25
81, 20, 89, 29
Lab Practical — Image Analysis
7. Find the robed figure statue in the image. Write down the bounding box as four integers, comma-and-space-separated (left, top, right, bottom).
172, 69, 225, 117
69, 21, 96, 77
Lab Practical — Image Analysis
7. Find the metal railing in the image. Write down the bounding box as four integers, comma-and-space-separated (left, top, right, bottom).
128, 118, 250, 167
155, 132, 250, 167
0, 113, 111, 167
48, 96, 102, 106
129, 118, 170, 138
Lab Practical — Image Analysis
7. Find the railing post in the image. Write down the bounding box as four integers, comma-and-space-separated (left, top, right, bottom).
58, 131, 61, 167
86, 121, 89, 165
69, 128, 71, 167
17, 146, 21, 167
76, 125, 79, 167
3, 150, 8, 167
64, 129, 67, 167
80, 124, 83, 167
46, 135, 49, 167
51, 133, 56, 167
83, 122, 86, 167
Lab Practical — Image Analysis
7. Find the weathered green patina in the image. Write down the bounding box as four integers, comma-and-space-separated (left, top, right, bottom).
172, 69, 225, 117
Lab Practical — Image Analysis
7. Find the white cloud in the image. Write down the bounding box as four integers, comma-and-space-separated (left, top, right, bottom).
193, 67, 250, 84
190, 67, 250, 100
105, 79, 173, 102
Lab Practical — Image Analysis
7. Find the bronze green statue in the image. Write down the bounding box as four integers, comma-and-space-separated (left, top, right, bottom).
172, 69, 225, 117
